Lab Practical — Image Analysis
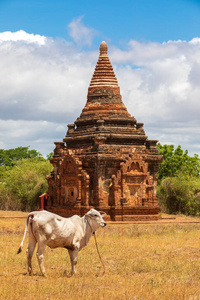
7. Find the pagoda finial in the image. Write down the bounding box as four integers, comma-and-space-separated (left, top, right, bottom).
76, 40, 132, 123
100, 41, 108, 56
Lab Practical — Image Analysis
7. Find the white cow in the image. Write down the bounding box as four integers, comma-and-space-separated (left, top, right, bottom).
17, 209, 106, 276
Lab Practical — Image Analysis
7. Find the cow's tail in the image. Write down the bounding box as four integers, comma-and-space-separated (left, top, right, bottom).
17, 213, 34, 254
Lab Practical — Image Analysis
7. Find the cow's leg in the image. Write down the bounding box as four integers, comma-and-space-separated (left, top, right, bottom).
36, 242, 47, 277
68, 249, 79, 275
26, 230, 37, 275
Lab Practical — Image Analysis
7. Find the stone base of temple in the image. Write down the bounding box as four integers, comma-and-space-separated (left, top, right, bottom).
45, 205, 161, 221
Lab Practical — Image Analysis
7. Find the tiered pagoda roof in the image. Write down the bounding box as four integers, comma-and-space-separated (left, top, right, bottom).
63, 41, 147, 148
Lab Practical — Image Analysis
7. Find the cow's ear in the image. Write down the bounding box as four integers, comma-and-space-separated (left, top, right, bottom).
100, 211, 107, 217
86, 211, 94, 217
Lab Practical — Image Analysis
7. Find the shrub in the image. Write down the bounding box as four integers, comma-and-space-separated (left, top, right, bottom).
157, 175, 200, 216
0, 158, 53, 211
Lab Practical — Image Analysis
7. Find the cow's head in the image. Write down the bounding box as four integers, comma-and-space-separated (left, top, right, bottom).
86, 209, 107, 228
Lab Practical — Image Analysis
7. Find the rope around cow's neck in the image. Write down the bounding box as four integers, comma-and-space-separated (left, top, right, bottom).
86, 216, 105, 275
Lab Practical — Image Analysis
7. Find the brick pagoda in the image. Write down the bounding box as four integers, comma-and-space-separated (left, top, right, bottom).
46, 41, 162, 221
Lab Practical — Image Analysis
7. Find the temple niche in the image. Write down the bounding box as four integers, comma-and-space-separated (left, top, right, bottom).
46, 41, 162, 221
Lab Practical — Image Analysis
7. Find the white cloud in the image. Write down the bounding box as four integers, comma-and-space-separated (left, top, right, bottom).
0, 119, 66, 156
0, 31, 95, 123
0, 30, 46, 45
0, 29, 200, 157
68, 16, 98, 47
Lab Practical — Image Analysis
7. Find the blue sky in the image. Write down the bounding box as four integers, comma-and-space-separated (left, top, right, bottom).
1, 0, 200, 45
0, 0, 200, 157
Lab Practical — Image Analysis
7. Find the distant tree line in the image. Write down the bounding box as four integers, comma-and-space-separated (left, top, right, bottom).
0, 145, 200, 215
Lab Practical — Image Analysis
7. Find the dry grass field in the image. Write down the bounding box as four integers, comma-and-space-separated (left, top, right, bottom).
0, 211, 200, 300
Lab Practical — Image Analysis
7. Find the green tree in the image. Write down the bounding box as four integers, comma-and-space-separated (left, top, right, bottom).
46, 152, 53, 160
0, 158, 53, 211
0, 146, 42, 167
157, 143, 200, 182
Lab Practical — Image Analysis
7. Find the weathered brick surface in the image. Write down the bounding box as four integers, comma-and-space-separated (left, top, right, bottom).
46, 41, 162, 221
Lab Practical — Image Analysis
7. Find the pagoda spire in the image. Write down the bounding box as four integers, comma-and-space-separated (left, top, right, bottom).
88, 41, 120, 96
80, 41, 130, 119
